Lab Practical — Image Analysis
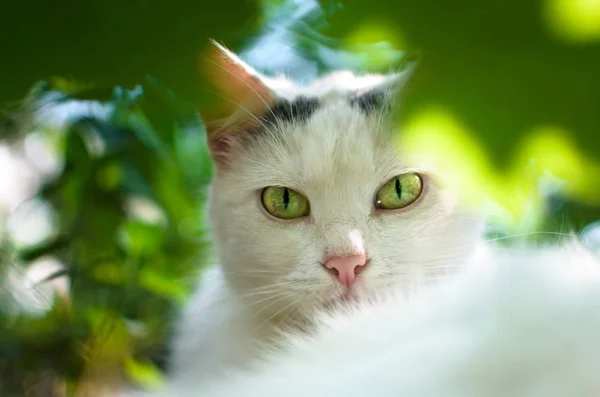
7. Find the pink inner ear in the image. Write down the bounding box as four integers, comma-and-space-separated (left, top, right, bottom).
203, 42, 276, 121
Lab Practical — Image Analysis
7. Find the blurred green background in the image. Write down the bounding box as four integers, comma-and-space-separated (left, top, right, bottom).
1, 0, 599, 395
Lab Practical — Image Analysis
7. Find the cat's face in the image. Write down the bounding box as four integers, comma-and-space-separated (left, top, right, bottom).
203, 43, 482, 323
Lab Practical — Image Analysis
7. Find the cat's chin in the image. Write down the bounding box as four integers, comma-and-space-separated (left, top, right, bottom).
340, 289, 361, 302
318, 286, 369, 312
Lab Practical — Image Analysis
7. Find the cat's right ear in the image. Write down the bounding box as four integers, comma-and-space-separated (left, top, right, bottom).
200, 40, 276, 167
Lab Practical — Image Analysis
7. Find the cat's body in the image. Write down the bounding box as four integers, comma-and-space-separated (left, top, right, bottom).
126, 44, 600, 397
148, 243, 600, 397
166, 43, 482, 382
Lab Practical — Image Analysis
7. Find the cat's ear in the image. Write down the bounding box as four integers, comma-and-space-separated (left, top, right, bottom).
350, 65, 416, 114
200, 40, 277, 167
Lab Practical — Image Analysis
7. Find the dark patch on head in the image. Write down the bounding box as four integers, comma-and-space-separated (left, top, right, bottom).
261, 96, 320, 126
350, 90, 391, 115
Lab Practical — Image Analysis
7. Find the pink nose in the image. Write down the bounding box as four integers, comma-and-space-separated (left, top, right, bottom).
324, 254, 368, 286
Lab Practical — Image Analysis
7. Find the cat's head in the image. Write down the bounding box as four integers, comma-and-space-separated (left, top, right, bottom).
202, 42, 482, 324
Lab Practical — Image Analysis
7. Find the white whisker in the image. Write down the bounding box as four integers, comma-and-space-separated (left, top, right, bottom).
252, 291, 303, 323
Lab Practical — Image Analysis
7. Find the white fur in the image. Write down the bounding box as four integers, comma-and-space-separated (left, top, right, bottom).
142, 243, 600, 397
168, 64, 483, 381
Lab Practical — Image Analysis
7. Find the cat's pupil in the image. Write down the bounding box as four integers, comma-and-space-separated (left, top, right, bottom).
283, 188, 290, 209
395, 178, 402, 199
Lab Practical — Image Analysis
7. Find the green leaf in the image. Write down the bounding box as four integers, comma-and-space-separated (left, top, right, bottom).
138, 268, 188, 303
123, 356, 165, 389
117, 221, 166, 257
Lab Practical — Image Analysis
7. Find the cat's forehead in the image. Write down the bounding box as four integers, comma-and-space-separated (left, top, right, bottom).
289, 102, 386, 178
262, 70, 401, 132
238, 99, 403, 191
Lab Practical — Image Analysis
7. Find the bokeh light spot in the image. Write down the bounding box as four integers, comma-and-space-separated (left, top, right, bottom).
543, 0, 600, 43
344, 19, 406, 70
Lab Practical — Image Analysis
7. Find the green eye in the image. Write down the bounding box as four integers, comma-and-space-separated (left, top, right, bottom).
262, 186, 310, 219
375, 173, 423, 210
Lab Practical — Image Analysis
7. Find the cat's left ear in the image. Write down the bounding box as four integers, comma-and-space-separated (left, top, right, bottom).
200, 40, 277, 166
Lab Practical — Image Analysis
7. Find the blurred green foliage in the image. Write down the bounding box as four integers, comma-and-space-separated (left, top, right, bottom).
1, 0, 600, 395
1, 80, 213, 396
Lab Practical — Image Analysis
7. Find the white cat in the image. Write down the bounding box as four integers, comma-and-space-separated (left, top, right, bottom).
125, 43, 600, 397
147, 243, 600, 397
167, 42, 483, 382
